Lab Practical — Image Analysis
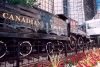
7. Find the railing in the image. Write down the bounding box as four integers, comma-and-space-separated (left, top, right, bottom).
0, 38, 97, 67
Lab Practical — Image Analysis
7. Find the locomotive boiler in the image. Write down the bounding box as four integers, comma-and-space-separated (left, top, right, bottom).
0, 1, 90, 66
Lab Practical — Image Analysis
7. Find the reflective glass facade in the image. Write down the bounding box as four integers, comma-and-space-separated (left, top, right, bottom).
54, 0, 68, 15
37, 0, 97, 25
67, 0, 97, 25
37, 0, 54, 13
84, 0, 97, 21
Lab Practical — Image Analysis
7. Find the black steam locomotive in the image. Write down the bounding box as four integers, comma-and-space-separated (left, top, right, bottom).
0, 1, 90, 67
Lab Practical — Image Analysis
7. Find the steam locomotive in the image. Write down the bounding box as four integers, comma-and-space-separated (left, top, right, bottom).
0, 1, 90, 65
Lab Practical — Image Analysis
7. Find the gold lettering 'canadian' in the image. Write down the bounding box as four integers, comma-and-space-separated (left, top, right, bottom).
2, 13, 40, 26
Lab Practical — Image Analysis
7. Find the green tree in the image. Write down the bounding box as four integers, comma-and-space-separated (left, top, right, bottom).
3, 0, 40, 7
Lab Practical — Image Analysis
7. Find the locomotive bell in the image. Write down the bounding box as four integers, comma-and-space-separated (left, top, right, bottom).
0, 41, 7, 58
20, 41, 32, 56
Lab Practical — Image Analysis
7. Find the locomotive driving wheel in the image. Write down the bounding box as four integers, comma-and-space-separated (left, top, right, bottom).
46, 42, 54, 55
20, 41, 32, 57
57, 41, 64, 53
68, 35, 76, 50
77, 37, 84, 49
0, 41, 7, 58
85, 40, 89, 49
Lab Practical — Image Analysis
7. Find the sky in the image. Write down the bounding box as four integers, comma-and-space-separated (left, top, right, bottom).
97, 0, 100, 9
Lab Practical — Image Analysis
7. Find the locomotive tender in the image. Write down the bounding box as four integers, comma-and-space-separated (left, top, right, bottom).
0, 1, 90, 65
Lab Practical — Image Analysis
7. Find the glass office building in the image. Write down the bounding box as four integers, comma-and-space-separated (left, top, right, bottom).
37, 0, 68, 15
67, 0, 97, 25
37, 0, 97, 25
54, 0, 68, 15
84, 0, 97, 21
37, 0, 54, 13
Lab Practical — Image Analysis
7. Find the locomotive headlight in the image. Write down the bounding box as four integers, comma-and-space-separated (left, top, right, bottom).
0, 41, 7, 58
20, 41, 32, 57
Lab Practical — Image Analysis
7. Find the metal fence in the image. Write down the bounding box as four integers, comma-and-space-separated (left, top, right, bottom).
0, 38, 96, 67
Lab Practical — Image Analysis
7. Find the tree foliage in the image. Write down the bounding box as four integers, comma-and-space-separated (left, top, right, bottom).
3, 0, 40, 7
